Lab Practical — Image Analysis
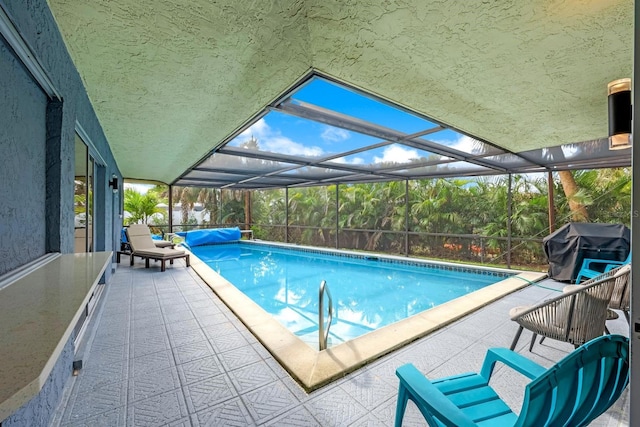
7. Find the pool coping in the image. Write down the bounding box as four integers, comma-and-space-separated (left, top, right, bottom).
187, 243, 547, 392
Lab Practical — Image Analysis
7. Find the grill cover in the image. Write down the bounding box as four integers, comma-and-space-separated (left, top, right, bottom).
543, 222, 630, 282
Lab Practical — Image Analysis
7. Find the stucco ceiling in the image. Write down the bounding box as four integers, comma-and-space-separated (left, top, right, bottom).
47, 0, 633, 185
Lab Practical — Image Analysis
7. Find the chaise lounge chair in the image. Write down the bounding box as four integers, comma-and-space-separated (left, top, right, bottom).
126, 224, 190, 272
394, 334, 629, 426
127, 224, 175, 248
118, 225, 176, 262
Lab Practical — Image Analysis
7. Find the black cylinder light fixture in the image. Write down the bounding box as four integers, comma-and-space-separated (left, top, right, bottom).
108, 174, 119, 193
608, 78, 632, 150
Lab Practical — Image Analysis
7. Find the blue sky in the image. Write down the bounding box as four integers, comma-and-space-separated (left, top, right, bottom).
230, 77, 486, 166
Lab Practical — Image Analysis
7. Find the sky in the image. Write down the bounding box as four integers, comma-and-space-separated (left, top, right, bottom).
229, 77, 488, 167
124, 183, 154, 194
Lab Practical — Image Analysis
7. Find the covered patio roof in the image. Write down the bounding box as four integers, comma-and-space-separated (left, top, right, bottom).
46, 1, 633, 187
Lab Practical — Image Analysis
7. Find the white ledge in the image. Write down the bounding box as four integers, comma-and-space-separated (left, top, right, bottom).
0, 252, 112, 421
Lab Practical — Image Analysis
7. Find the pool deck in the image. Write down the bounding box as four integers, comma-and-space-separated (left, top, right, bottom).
52, 259, 629, 426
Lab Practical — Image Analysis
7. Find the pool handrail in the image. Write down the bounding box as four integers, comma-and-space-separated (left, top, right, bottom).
319, 280, 333, 350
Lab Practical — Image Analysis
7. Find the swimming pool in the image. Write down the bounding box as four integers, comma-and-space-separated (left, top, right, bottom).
188, 241, 546, 390
191, 242, 509, 348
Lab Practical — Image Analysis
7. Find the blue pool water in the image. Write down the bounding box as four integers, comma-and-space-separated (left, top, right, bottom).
191, 243, 511, 347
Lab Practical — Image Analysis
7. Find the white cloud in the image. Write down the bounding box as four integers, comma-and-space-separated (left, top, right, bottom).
331, 156, 365, 165
235, 118, 324, 157
373, 145, 420, 164
238, 118, 269, 140
321, 127, 350, 143
263, 136, 324, 157
440, 134, 488, 155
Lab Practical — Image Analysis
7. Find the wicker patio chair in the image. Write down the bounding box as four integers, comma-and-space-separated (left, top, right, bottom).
580, 263, 630, 324
509, 267, 625, 351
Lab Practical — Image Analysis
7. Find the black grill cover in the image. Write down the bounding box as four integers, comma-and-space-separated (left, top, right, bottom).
543, 222, 630, 282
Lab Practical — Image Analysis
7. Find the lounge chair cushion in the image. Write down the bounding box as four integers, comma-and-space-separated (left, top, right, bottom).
133, 248, 185, 258
127, 224, 175, 249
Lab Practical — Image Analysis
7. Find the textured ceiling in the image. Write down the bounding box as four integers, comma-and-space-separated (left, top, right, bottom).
47, 0, 633, 184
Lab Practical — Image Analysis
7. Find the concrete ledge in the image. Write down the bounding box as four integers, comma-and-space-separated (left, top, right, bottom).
0, 252, 112, 422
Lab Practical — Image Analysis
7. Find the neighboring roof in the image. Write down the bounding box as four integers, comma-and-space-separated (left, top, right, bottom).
47, 1, 633, 186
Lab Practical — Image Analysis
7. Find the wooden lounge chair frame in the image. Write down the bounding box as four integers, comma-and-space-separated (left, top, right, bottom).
129, 250, 190, 272
117, 225, 175, 262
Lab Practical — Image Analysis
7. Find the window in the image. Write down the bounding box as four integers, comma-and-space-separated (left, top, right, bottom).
74, 134, 95, 253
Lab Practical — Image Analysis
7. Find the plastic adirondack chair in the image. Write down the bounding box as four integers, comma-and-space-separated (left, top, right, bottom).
394, 334, 629, 427
575, 252, 630, 284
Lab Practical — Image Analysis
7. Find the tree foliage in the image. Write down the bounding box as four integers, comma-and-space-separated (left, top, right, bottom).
123, 159, 631, 268
123, 188, 164, 225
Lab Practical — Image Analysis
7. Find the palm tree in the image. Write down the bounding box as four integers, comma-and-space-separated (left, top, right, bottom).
195, 187, 219, 226
123, 188, 164, 225
251, 188, 286, 240
557, 170, 589, 221
574, 168, 631, 225
237, 136, 260, 229
288, 186, 335, 245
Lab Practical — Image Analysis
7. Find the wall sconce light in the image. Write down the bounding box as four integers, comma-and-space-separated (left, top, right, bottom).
108, 175, 119, 193
608, 78, 632, 150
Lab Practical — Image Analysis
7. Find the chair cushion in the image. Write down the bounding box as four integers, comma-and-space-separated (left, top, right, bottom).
154, 240, 174, 248
509, 306, 529, 318
133, 248, 185, 258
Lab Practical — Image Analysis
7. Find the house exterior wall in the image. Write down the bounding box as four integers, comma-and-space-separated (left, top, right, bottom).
1, 334, 75, 427
0, 40, 48, 274
0, 0, 122, 275
0, 0, 121, 423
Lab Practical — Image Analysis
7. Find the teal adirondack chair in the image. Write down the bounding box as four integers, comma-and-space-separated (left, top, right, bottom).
576, 252, 631, 283
395, 334, 629, 426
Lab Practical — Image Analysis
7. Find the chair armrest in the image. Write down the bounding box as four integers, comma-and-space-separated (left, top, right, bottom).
480, 348, 546, 381
582, 258, 623, 270
563, 284, 581, 293
396, 364, 476, 427
510, 276, 609, 321
604, 262, 625, 272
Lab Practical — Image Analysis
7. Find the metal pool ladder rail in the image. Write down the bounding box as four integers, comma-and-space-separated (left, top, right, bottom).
319, 280, 333, 350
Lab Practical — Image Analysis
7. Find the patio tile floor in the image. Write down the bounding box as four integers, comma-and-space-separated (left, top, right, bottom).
52, 260, 629, 426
